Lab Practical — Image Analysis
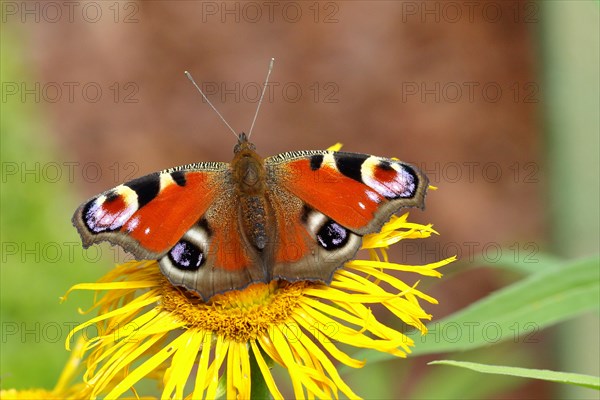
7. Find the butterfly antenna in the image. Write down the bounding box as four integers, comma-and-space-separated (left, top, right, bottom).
184, 70, 238, 139
248, 57, 275, 139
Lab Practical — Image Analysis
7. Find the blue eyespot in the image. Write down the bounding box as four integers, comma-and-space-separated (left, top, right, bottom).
168, 240, 204, 270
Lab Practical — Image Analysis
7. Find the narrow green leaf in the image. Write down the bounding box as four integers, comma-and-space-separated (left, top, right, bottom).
249, 345, 272, 400
429, 360, 600, 390
410, 345, 531, 399
409, 256, 599, 355
350, 256, 599, 366
475, 251, 564, 275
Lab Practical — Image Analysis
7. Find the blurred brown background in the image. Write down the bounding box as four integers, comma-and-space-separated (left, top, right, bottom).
33, 3, 544, 248
32, 1, 544, 306
6, 0, 591, 398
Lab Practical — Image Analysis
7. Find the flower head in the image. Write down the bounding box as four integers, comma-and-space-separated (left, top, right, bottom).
63, 213, 454, 399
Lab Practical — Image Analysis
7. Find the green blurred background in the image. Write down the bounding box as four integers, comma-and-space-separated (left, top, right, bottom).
1, 1, 598, 398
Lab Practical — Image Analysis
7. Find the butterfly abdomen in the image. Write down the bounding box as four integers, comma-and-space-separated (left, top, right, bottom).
240, 195, 268, 250
231, 138, 272, 251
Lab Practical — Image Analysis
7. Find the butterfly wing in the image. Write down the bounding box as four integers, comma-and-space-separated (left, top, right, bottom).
73, 161, 268, 300
265, 150, 429, 282
73, 162, 228, 259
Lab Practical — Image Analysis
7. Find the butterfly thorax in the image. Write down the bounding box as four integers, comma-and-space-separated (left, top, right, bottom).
232, 134, 266, 195
232, 134, 269, 250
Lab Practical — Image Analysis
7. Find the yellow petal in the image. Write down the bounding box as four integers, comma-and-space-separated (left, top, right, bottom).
163, 330, 204, 399
206, 335, 229, 399
192, 332, 213, 399
65, 293, 160, 350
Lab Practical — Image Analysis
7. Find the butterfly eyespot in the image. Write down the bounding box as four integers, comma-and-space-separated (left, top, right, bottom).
316, 220, 349, 250
168, 240, 205, 271
82, 192, 136, 233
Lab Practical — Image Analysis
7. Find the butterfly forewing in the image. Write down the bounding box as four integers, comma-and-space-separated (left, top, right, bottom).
265, 150, 429, 235
72, 162, 229, 259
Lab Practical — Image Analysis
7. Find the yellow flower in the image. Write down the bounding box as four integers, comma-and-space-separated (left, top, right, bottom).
0, 338, 90, 400
0, 325, 155, 400
62, 213, 455, 399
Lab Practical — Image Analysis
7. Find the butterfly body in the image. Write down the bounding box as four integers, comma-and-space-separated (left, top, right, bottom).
232, 134, 270, 250
73, 134, 429, 300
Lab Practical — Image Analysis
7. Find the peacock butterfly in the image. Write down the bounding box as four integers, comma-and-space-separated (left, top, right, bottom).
72, 60, 430, 301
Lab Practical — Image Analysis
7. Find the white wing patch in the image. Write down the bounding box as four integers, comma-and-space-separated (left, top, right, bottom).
85, 185, 138, 232
361, 157, 416, 199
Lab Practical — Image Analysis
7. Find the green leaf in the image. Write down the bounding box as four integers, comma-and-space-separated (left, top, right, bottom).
429, 360, 600, 390
350, 256, 599, 365
411, 256, 599, 355
475, 251, 564, 275
410, 345, 532, 399
249, 345, 273, 400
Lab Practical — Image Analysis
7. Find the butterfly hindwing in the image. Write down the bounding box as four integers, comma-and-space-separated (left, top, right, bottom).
267, 187, 363, 283
157, 193, 268, 301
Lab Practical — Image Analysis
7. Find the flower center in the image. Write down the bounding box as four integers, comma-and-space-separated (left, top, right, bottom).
159, 278, 316, 342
